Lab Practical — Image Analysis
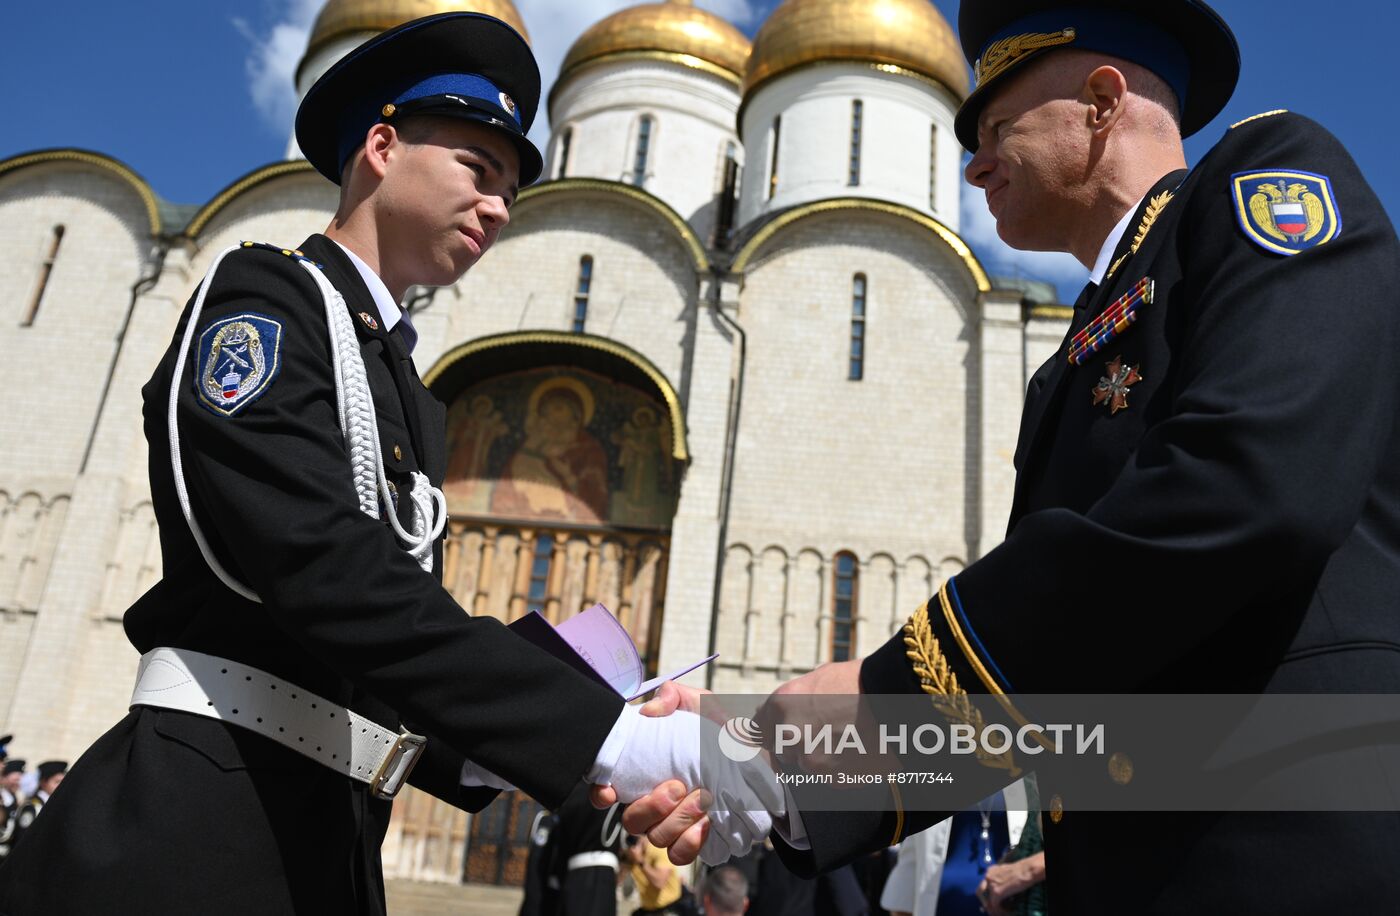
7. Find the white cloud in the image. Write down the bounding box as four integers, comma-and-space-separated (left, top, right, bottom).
958, 181, 1088, 304
233, 0, 757, 149
234, 0, 322, 138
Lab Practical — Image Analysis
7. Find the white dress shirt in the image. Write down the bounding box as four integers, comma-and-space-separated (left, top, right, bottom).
331, 240, 418, 353
1088, 195, 1146, 289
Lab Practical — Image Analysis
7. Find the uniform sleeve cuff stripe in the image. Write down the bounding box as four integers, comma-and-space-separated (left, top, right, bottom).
946, 577, 1015, 694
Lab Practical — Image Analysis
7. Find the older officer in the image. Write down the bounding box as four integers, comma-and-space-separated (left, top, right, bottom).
0, 13, 773, 915
618, 0, 1400, 911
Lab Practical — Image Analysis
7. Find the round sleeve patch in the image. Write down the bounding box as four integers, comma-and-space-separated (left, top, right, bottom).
194, 312, 284, 416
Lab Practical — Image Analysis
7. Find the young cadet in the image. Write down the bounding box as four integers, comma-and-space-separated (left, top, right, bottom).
7, 761, 63, 854
0, 759, 24, 861
0, 14, 776, 915
618, 1, 1400, 911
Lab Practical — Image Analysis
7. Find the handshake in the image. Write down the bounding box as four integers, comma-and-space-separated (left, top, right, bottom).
462, 659, 863, 865
585, 681, 788, 866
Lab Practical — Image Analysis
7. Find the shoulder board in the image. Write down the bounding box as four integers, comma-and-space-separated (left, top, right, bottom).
239, 240, 324, 271
1230, 110, 1289, 130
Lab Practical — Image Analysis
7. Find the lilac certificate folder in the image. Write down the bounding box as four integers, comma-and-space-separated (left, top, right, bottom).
508, 604, 717, 701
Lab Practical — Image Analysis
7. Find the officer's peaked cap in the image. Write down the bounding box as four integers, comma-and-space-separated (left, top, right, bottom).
955, 0, 1240, 152
295, 12, 544, 186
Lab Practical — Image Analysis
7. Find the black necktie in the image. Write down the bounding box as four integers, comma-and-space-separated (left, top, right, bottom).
1069, 281, 1098, 337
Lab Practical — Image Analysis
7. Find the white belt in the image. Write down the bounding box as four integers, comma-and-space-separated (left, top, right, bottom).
130, 647, 425, 799
567, 851, 619, 872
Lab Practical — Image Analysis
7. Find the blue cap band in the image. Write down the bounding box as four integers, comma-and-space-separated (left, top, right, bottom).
981, 9, 1190, 112
335, 71, 520, 177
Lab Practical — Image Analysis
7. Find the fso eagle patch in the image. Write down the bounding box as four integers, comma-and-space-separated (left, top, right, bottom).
195, 313, 283, 416
1232, 170, 1341, 256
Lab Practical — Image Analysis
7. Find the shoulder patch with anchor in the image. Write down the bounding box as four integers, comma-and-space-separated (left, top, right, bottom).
1232, 170, 1341, 256
195, 313, 283, 416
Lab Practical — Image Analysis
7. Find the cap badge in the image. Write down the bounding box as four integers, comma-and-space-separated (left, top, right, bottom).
975, 28, 1076, 89
381, 103, 397, 118
499, 92, 516, 117
358, 311, 379, 331
1232, 170, 1341, 256
1092, 356, 1142, 415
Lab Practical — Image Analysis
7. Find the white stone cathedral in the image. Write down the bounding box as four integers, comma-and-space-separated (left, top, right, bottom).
0, 0, 1065, 884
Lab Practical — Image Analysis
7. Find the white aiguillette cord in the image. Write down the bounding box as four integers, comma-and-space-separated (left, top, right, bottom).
167, 244, 448, 602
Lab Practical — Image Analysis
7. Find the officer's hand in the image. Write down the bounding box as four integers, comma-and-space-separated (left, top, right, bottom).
769, 659, 862, 697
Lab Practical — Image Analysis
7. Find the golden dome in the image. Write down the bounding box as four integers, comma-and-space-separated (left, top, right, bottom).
743, 0, 968, 100
304, 0, 530, 64
557, 0, 752, 90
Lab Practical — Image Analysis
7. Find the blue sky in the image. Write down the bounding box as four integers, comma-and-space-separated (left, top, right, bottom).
5, 0, 1395, 301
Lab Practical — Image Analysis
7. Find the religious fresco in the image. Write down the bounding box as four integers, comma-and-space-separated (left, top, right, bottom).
443, 367, 678, 531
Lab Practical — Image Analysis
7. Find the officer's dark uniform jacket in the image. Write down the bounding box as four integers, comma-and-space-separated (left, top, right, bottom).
0, 234, 623, 915
774, 112, 1400, 913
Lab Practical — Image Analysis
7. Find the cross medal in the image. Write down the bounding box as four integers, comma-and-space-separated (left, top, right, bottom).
1092, 356, 1142, 414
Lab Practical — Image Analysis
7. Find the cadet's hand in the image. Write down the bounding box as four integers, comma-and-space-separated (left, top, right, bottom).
591, 680, 715, 864
591, 681, 708, 808
606, 663, 862, 864
590, 700, 782, 866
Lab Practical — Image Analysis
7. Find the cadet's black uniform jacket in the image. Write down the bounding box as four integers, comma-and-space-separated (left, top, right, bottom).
0, 790, 19, 861
0, 234, 623, 915
775, 113, 1400, 912
4, 796, 41, 858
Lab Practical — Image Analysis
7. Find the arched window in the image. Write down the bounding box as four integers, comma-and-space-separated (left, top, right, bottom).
848, 100, 864, 186
768, 116, 782, 200
526, 533, 554, 615
929, 123, 939, 210
573, 256, 593, 333
632, 116, 653, 186
556, 128, 573, 179
849, 274, 867, 381
832, 552, 858, 662
22, 225, 65, 327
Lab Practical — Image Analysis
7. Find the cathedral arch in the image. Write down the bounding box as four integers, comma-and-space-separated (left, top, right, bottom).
425, 331, 688, 461
512, 178, 709, 273
184, 160, 331, 246
423, 332, 689, 677
0, 149, 161, 237
731, 196, 991, 295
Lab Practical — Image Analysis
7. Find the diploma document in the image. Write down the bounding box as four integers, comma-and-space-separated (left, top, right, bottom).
509, 604, 717, 701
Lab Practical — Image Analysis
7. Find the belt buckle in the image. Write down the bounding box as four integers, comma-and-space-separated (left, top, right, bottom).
371, 731, 427, 800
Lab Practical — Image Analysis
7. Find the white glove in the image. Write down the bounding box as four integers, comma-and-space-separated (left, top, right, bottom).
460, 759, 516, 791
588, 705, 785, 865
